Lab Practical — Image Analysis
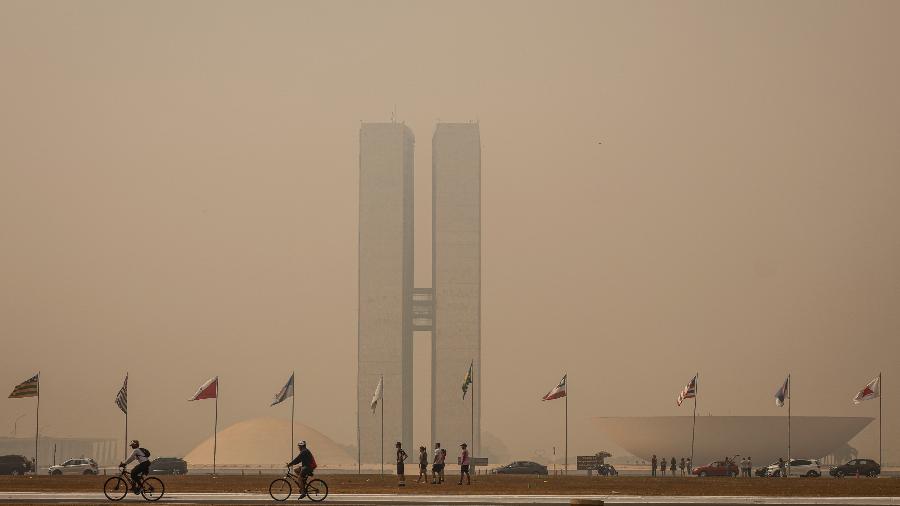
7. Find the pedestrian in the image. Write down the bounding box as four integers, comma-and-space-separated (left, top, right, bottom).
431, 443, 443, 484
440, 448, 447, 483
739, 457, 747, 477
651, 454, 658, 476
778, 457, 786, 478
457, 443, 471, 485
747, 457, 753, 478
395, 442, 408, 487
680, 457, 686, 476
416, 446, 428, 483
660, 456, 667, 476
670, 457, 676, 476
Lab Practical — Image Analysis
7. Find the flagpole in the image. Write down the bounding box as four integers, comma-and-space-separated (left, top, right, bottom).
213, 382, 218, 476
125, 373, 128, 463
787, 374, 791, 477
380, 374, 384, 477
690, 372, 697, 473
35, 372, 40, 474
564, 375, 568, 476
291, 371, 295, 462
879, 372, 882, 470
471, 362, 475, 482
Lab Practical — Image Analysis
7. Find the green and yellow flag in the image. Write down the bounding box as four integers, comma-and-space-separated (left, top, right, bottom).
9, 373, 39, 399
462, 361, 473, 400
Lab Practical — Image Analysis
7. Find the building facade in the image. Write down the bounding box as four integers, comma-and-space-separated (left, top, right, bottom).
357, 122, 415, 463
431, 123, 481, 455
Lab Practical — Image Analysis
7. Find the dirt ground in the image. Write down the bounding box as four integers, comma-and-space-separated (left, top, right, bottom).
1, 474, 898, 497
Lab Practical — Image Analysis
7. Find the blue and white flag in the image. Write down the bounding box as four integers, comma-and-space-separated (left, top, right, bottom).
775, 375, 790, 407
271, 373, 294, 406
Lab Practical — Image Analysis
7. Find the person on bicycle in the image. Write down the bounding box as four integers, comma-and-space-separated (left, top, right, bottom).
286, 440, 316, 499
119, 440, 151, 494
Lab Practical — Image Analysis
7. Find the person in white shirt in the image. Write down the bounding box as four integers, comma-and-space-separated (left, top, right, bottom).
119, 440, 151, 493
431, 443, 445, 484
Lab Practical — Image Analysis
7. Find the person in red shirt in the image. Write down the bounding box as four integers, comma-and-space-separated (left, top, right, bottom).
457, 443, 471, 485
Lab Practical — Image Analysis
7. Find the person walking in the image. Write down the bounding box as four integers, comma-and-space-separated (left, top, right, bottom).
440, 448, 447, 483
651, 455, 658, 477
660, 457, 667, 476
416, 446, 428, 483
395, 442, 408, 487
747, 457, 753, 478
679, 457, 686, 476
457, 443, 471, 485
670, 457, 676, 476
431, 443, 444, 484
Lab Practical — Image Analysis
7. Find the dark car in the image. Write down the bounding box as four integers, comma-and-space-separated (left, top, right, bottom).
0, 455, 32, 475
148, 457, 188, 475
830, 459, 880, 478
692, 460, 739, 477
597, 463, 618, 476
492, 461, 548, 475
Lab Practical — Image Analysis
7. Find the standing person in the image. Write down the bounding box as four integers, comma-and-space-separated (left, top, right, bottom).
670, 457, 676, 476
457, 443, 471, 485
777, 457, 786, 478
687, 457, 692, 473
747, 457, 753, 478
680, 457, 686, 476
416, 446, 428, 483
119, 440, 151, 494
395, 442, 408, 487
440, 448, 447, 483
651, 455, 658, 477
660, 456, 667, 476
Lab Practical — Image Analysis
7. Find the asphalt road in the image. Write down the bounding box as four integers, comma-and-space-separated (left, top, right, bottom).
1, 492, 900, 505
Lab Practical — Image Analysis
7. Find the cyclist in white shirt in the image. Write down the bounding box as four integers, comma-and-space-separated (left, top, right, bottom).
119, 440, 151, 493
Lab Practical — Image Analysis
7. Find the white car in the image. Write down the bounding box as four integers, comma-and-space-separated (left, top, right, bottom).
48, 458, 99, 475
766, 458, 822, 477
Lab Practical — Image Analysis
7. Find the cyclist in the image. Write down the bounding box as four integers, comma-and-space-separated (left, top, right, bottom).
286, 440, 316, 499
119, 440, 151, 494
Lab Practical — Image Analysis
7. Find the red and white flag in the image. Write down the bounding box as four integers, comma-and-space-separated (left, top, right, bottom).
677, 374, 698, 406
189, 376, 218, 401
853, 375, 880, 405
542, 374, 567, 401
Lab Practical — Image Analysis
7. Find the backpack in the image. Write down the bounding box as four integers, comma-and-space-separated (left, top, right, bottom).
308, 454, 317, 469
139, 448, 151, 458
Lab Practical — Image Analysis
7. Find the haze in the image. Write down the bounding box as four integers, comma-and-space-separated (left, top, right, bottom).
1, 0, 898, 464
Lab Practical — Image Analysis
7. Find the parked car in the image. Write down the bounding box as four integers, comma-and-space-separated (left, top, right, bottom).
692, 460, 739, 477
0, 455, 32, 475
830, 459, 880, 478
597, 463, 618, 476
754, 464, 771, 477
48, 458, 99, 475
766, 458, 821, 477
148, 457, 188, 475
492, 461, 548, 475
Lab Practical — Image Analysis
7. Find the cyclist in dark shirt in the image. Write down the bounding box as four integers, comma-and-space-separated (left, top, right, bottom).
286, 441, 315, 498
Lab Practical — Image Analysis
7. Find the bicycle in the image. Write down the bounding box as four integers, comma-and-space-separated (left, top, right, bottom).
103, 466, 165, 502
269, 468, 328, 502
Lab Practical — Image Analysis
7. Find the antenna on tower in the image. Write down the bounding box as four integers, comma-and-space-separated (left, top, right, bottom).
391, 105, 397, 123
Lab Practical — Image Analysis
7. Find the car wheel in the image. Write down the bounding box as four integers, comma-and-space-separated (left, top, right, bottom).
806, 471, 819, 477
835, 470, 845, 478
728, 471, 736, 477
83, 469, 95, 475
699, 471, 708, 477
51, 470, 62, 476
867, 470, 878, 477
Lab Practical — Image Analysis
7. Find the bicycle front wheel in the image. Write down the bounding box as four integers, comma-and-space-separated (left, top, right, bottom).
306, 479, 328, 502
269, 478, 292, 501
140, 477, 165, 502
103, 476, 128, 501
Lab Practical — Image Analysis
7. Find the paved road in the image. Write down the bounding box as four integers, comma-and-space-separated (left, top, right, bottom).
2, 493, 899, 505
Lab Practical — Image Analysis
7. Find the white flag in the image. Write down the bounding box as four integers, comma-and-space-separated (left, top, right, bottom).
370, 377, 383, 414
853, 375, 881, 405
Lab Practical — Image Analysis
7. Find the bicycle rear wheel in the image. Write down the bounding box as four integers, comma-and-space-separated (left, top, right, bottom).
140, 477, 165, 502
306, 479, 328, 502
103, 476, 128, 501
269, 478, 292, 501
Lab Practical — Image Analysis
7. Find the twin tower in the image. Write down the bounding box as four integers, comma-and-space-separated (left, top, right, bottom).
357, 121, 481, 463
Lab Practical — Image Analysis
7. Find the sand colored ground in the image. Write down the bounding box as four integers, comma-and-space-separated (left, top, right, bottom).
1, 474, 898, 497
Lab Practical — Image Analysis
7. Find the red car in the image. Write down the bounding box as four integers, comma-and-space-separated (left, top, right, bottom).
692, 460, 739, 477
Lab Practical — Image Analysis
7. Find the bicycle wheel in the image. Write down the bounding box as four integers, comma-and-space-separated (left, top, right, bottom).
269, 478, 293, 501
103, 476, 128, 501
140, 477, 165, 502
306, 479, 328, 502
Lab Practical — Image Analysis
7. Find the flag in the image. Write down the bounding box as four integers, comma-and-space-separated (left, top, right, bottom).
8, 373, 39, 399
462, 361, 474, 400
271, 373, 294, 406
370, 377, 383, 414
115, 374, 128, 414
542, 374, 567, 401
189, 376, 218, 401
775, 375, 790, 407
853, 375, 881, 405
677, 375, 697, 406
